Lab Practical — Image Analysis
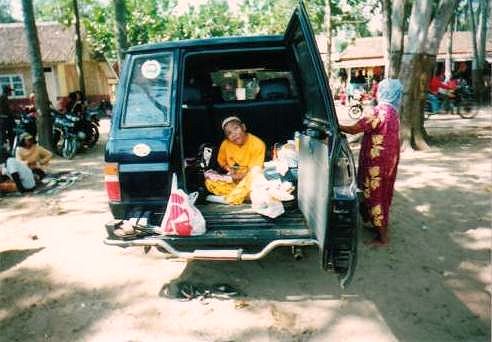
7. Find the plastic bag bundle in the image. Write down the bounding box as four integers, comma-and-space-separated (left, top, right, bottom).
158, 173, 206, 236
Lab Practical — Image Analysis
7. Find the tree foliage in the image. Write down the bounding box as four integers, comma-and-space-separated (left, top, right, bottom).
0, 0, 16, 23
32, 0, 376, 60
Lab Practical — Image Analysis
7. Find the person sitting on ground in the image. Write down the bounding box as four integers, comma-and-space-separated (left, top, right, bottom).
15, 132, 52, 179
0, 148, 35, 193
205, 116, 266, 205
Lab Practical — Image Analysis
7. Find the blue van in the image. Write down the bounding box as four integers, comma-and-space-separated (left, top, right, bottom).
104, 3, 360, 286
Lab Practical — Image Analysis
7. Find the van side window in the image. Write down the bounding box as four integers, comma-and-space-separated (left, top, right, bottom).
123, 53, 173, 127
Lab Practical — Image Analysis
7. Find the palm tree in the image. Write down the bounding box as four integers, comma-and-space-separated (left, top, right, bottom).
21, 0, 53, 150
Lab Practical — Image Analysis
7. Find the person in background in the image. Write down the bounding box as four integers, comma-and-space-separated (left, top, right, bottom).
339, 79, 403, 246
205, 116, 266, 205
428, 72, 449, 113
370, 78, 379, 105
15, 132, 52, 179
66, 91, 86, 116
0, 85, 15, 151
0, 147, 35, 193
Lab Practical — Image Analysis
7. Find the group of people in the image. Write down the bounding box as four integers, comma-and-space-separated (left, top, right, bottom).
0, 84, 53, 194
0, 132, 52, 193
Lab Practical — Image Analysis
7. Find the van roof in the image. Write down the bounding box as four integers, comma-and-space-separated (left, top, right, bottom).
127, 35, 284, 53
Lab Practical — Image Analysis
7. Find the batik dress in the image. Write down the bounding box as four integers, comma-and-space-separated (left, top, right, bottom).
357, 103, 400, 233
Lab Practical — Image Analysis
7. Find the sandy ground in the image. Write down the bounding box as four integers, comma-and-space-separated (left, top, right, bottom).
0, 108, 490, 342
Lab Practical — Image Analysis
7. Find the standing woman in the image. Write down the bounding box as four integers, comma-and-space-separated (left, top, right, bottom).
340, 79, 403, 246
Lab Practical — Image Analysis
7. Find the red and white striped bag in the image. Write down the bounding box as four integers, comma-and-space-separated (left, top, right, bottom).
158, 173, 206, 236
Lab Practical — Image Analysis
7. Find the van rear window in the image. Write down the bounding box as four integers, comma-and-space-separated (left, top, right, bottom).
123, 53, 173, 127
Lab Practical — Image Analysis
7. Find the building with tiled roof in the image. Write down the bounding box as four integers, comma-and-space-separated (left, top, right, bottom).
0, 22, 117, 110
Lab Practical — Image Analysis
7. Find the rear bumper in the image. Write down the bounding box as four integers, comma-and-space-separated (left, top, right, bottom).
103, 236, 318, 261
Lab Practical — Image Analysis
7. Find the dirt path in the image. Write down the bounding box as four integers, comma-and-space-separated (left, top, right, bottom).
0, 111, 490, 342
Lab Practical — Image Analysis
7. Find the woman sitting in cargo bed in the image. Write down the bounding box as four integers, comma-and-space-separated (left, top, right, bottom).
205, 116, 265, 205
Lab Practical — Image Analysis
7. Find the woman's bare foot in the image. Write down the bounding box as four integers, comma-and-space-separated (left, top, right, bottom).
365, 238, 389, 247
364, 230, 389, 247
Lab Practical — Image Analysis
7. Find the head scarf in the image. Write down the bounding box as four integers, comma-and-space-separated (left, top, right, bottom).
377, 78, 403, 111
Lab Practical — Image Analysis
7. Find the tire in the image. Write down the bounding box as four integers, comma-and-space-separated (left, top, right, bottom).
84, 122, 99, 148
457, 99, 478, 119
53, 129, 65, 156
62, 137, 78, 160
348, 105, 363, 120
332, 203, 359, 288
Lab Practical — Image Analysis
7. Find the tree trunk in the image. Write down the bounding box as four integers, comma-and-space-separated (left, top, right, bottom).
477, 0, 489, 102
382, 0, 392, 73
389, 0, 405, 78
21, 0, 53, 150
444, 21, 453, 81
399, 0, 458, 150
398, 0, 433, 150
467, 0, 482, 101
324, 0, 331, 79
114, 0, 128, 67
72, 0, 86, 97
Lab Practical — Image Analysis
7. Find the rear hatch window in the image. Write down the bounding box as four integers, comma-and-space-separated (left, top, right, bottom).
123, 53, 173, 127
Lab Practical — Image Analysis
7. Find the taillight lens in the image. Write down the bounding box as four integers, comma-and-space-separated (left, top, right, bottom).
104, 163, 121, 202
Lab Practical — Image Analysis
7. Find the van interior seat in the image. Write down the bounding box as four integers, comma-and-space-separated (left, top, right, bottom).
256, 77, 291, 100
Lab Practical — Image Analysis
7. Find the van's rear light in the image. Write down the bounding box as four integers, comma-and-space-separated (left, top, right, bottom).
104, 163, 121, 202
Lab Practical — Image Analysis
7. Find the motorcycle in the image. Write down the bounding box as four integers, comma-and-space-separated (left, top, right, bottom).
52, 111, 86, 159
11, 111, 37, 155
425, 80, 478, 120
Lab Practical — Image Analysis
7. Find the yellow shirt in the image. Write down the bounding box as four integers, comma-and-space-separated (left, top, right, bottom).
217, 133, 265, 173
16, 144, 52, 169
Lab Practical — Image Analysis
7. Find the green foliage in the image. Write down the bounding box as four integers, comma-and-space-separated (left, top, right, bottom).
0, 0, 16, 23
167, 0, 243, 39
32, 0, 376, 60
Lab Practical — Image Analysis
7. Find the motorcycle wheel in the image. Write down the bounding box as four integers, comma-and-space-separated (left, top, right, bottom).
456, 98, 478, 119
62, 137, 78, 160
348, 105, 363, 120
52, 130, 64, 156
84, 122, 99, 148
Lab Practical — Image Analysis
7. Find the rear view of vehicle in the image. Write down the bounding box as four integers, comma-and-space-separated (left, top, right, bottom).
104, 3, 359, 287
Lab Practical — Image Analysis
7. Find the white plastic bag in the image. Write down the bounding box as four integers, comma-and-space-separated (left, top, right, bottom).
158, 173, 206, 236
250, 171, 285, 219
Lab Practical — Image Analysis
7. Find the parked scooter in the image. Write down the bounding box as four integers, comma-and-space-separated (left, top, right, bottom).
11, 111, 37, 155
52, 111, 86, 159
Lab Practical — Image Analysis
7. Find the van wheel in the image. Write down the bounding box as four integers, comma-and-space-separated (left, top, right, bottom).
332, 217, 359, 288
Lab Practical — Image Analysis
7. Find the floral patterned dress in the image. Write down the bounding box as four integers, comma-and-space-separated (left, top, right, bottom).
357, 103, 400, 234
